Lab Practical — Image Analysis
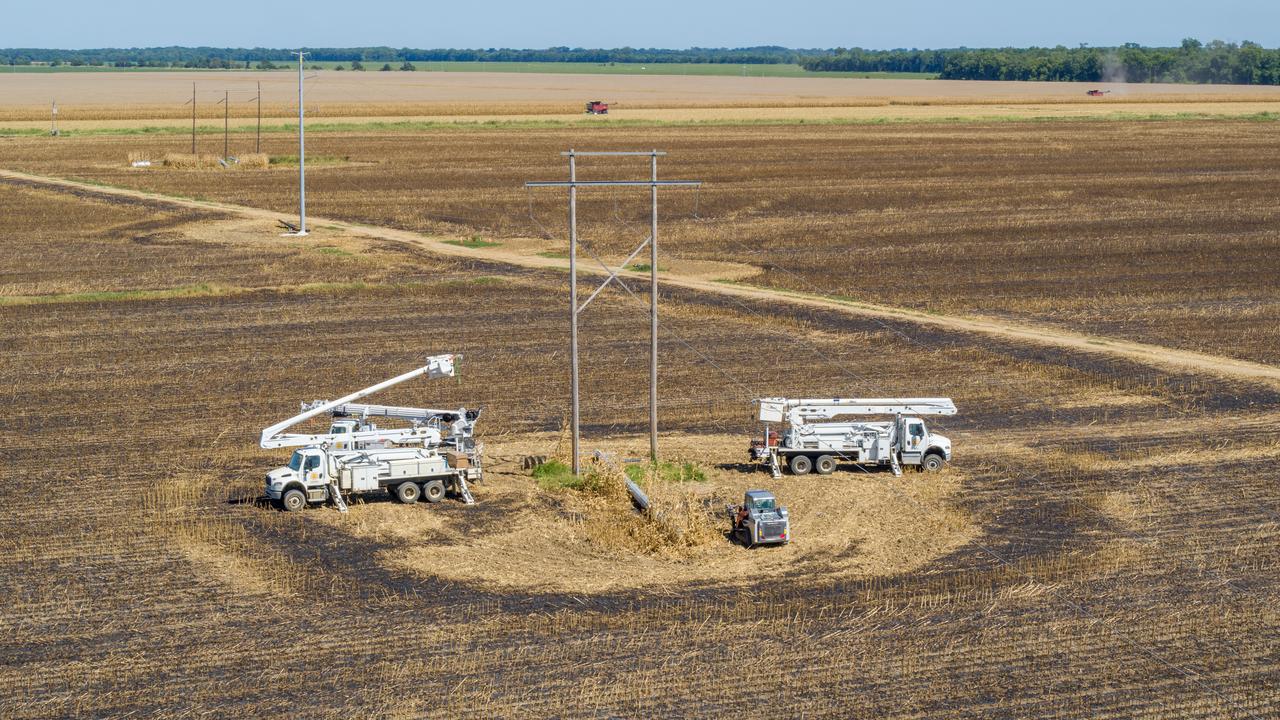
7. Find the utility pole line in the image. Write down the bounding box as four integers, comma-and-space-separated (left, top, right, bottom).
282, 51, 309, 236
649, 150, 659, 463
221, 90, 229, 159
569, 150, 580, 473
526, 151, 700, 474
297, 52, 307, 234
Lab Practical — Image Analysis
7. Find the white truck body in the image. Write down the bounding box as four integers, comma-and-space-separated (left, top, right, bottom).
260, 355, 482, 511
265, 445, 480, 508
752, 398, 956, 477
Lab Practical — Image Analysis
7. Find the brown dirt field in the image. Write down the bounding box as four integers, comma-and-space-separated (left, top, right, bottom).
7, 164, 1279, 390
7, 70, 1280, 108
5, 99, 1280, 133
3, 178, 1280, 717
5, 118, 1280, 368
3, 70, 1280, 127
345, 432, 977, 595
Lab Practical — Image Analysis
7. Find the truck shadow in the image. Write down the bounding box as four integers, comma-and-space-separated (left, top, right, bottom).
715, 461, 905, 476
226, 495, 274, 509
715, 462, 762, 474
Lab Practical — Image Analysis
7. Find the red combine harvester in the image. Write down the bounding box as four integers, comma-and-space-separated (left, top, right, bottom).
585, 100, 609, 114
1087, 89, 1111, 97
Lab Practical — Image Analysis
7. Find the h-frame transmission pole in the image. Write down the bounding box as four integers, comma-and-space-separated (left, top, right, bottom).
526, 150, 701, 474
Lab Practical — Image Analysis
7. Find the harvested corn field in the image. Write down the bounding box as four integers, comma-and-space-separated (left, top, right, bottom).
8, 118, 1280, 365
2, 107, 1280, 717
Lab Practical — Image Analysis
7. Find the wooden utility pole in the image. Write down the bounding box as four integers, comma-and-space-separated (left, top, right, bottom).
526, 151, 701, 473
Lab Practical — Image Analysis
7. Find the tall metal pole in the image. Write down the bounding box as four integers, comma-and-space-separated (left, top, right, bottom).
223, 89, 229, 159
649, 150, 659, 463
256, 81, 261, 154
50, 99, 57, 136
297, 51, 307, 234
568, 149, 580, 475
191, 83, 196, 155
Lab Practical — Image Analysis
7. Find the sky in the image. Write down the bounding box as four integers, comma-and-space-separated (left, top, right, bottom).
4, 0, 1279, 49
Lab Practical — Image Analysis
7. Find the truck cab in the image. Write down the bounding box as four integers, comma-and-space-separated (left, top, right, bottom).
328, 420, 358, 450
897, 416, 951, 470
266, 448, 331, 510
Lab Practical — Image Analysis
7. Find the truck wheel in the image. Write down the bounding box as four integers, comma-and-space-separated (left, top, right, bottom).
422, 480, 446, 503
281, 488, 307, 512
922, 453, 946, 472
394, 482, 420, 504
789, 454, 812, 475
815, 455, 837, 475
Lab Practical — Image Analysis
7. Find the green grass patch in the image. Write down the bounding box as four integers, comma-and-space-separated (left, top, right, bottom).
624, 460, 706, 485
529, 458, 609, 491
531, 459, 618, 493
625, 263, 666, 273
531, 460, 581, 490
443, 236, 502, 248
314, 246, 354, 256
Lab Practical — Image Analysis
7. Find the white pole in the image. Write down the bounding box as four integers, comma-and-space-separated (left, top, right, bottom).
568, 150, 580, 475
649, 150, 659, 463
297, 51, 307, 235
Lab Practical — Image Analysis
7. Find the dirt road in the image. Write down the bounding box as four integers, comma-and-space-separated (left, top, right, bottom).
5, 166, 1279, 386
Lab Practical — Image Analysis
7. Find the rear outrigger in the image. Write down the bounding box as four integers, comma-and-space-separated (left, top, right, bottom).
751, 398, 956, 478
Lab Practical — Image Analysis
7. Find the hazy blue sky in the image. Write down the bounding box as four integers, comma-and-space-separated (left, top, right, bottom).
4, 0, 1279, 49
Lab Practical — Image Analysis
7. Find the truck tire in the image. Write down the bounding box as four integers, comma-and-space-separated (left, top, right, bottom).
922, 453, 946, 472
422, 480, 446, 503
789, 454, 812, 475
815, 455, 837, 475
394, 482, 420, 504
281, 488, 307, 512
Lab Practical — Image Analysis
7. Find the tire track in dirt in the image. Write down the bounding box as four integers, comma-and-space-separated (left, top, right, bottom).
5, 166, 1280, 387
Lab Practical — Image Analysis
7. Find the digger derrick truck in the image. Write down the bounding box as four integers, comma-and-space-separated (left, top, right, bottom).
751, 398, 956, 478
260, 355, 482, 512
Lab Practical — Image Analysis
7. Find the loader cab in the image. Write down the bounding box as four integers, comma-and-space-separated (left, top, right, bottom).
745, 490, 777, 513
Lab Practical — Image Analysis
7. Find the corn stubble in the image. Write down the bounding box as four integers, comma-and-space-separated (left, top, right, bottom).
1, 120, 1278, 718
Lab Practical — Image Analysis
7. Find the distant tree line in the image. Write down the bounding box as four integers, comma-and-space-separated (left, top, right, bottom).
0, 46, 817, 68
801, 39, 1280, 84
8, 41, 1280, 84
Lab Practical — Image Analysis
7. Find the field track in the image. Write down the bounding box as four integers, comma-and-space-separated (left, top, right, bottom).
4, 165, 1280, 387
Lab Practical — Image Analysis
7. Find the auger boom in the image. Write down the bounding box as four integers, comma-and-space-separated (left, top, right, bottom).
259, 354, 458, 449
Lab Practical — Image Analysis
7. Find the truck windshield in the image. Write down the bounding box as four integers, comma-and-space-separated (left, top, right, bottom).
287, 452, 304, 471
753, 498, 776, 510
